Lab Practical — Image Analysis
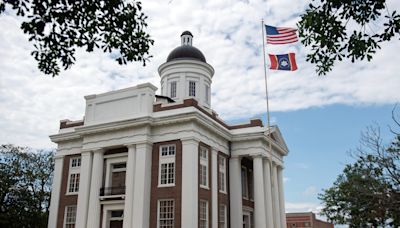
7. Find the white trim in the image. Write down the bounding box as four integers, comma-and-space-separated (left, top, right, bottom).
169, 81, 178, 98
101, 203, 124, 228
158, 144, 176, 187
199, 200, 209, 228
105, 156, 128, 188
189, 80, 197, 97
66, 156, 81, 194
242, 208, 254, 228
218, 155, 227, 194
199, 146, 209, 189
219, 204, 227, 228
157, 199, 175, 228
63, 205, 77, 228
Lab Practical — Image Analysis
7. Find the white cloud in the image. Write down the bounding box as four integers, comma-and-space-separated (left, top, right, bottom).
1, 0, 400, 148
302, 186, 318, 197
283, 176, 290, 183
285, 202, 323, 213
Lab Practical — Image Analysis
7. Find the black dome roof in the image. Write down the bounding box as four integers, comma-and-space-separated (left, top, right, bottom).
181, 30, 193, 36
166, 45, 206, 63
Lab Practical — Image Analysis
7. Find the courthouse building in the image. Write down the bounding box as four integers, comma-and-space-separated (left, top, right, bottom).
48, 31, 289, 228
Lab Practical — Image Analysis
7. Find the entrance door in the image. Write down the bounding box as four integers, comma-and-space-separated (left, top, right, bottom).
109, 221, 122, 228
243, 212, 251, 228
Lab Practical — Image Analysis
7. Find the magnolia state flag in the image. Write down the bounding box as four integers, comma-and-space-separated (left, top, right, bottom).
265, 25, 298, 45
269, 53, 298, 71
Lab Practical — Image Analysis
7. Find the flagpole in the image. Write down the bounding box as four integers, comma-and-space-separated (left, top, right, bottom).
261, 19, 273, 154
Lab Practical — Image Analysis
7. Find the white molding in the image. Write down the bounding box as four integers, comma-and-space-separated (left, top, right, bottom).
158, 144, 176, 187
102, 203, 125, 228
105, 156, 128, 188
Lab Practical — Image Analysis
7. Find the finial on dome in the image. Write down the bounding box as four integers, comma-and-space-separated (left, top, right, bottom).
181, 31, 193, 46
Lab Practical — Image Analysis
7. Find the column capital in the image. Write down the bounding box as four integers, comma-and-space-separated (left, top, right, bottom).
271, 158, 284, 168
53, 154, 65, 160
181, 137, 200, 146
230, 155, 242, 161
124, 143, 136, 150
92, 148, 105, 153
251, 154, 264, 159
80, 150, 92, 156
81, 148, 104, 154
135, 142, 153, 150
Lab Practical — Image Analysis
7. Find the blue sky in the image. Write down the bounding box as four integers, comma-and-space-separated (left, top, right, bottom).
273, 104, 397, 210
1, 0, 399, 216
227, 104, 398, 212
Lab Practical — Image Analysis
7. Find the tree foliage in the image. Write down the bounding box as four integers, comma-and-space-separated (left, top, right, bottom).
298, 0, 400, 75
0, 144, 54, 228
319, 111, 400, 227
0, 0, 154, 77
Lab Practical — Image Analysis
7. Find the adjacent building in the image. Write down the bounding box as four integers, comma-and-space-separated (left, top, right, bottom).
47, 31, 289, 228
286, 212, 334, 228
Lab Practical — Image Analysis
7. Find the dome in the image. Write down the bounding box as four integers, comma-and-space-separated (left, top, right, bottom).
181, 30, 193, 36
166, 45, 206, 63
166, 31, 207, 63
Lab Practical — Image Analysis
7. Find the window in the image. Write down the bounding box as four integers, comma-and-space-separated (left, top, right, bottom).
199, 200, 208, 228
250, 211, 254, 228
71, 157, 81, 168
64, 205, 76, 228
219, 204, 227, 228
112, 163, 126, 171
68, 173, 80, 193
170, 81, 177, 98
67, 157, 81, 194
218, 156, 226, 193
159, 145, 176, 186
199, 147, 209, 188
110, 210, 123, 219
248, 169, 254, 200
205, 85, 209, 104
158, 199, 174, 228
189, 81, 196, 97
241, 167, 248, 198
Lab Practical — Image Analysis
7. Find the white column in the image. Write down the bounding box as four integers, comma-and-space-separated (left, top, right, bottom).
123, 144, 136, 228
132, 143, 153, 228
229, 156, 243, 228
86, 149, 104, 228
211, 149, 218, 228
181, 139, 199, 228
47, 156, 64, 228
277, 166, 287, 228
253, 156, 267, 228
75, 151, 93, 228
272, 162, 281, 228
263, 158, 274, 228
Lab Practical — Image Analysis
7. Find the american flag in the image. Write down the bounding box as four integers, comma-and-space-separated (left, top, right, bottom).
265, 25, 298, 45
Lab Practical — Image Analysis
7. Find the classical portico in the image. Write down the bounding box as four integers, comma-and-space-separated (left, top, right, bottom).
230, 131, 288, 228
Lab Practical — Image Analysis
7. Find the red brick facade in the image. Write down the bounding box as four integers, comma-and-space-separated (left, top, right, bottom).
286, 212, 334, 228
149, 140, 183, 228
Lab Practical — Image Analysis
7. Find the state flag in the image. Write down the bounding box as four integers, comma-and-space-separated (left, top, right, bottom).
268, 53, 298, 71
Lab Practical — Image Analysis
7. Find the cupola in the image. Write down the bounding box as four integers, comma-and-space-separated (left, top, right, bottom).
159, 31, 214, 109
